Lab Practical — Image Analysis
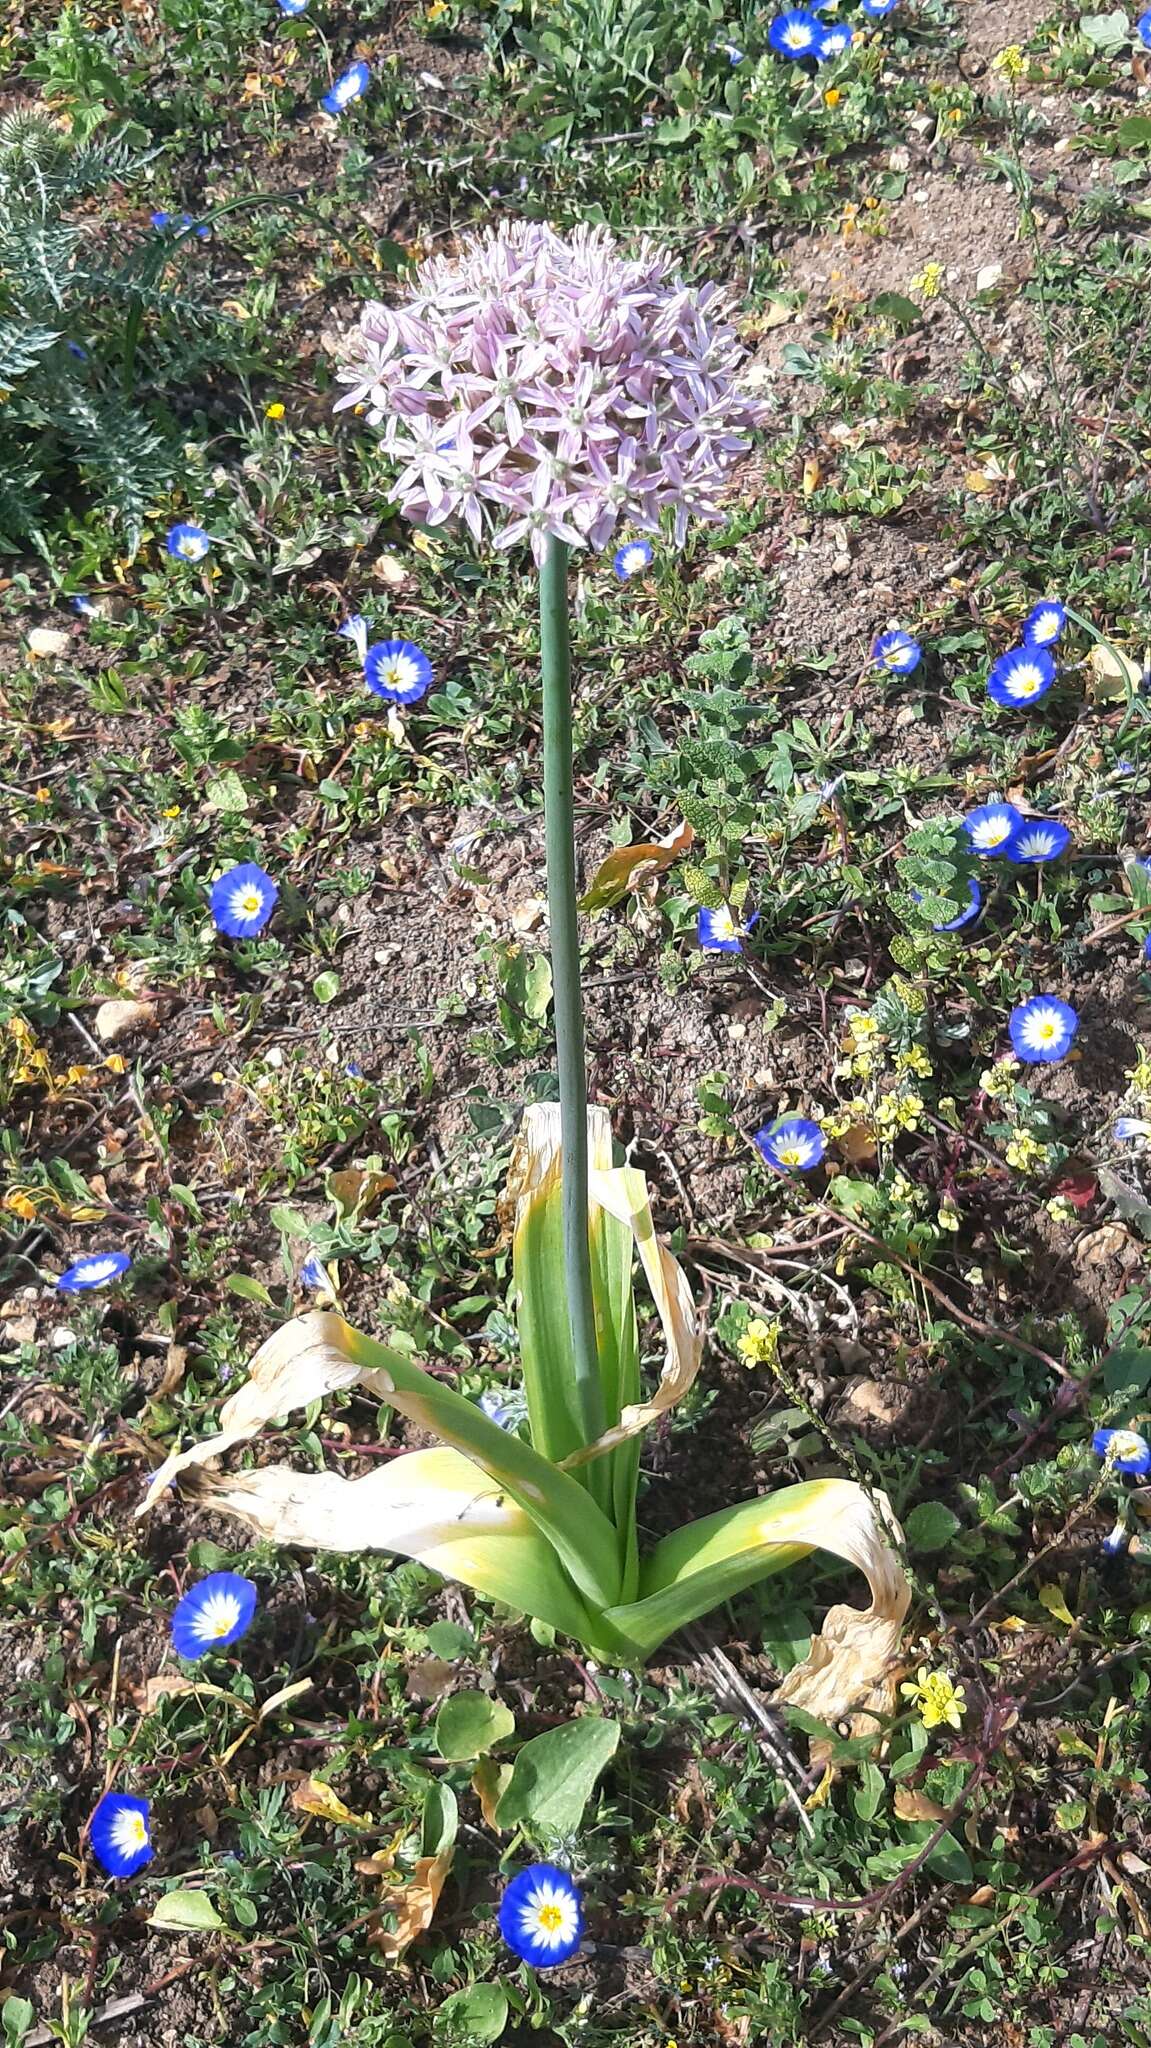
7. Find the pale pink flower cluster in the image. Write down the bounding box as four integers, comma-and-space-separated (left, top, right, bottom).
334, 220, 766, 563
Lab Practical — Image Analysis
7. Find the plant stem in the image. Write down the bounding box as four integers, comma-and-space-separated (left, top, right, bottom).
539, 537, 603, 1447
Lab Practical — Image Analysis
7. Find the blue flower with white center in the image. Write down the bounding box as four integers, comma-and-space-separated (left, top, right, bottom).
613, 538, 653, 580
987, 646, 1056, 708
755, 1116, 826, 1172
963, 802, 1023, 855
1093, 1426, 1151, 1477
209, 862, 279, 938
71, 594, 100, 617
322, 60, 370, 113
871, 629, 921, 674
171, 1572, 258, 1660
724, 41, 745, 62
817, 22, 853, 57
1116, 1116, 1151, 1142
1022, 599, 1065, 648
338, 614, 372, 662
364, 638, 433, 704
89, 1792, 153, 1879
166, 522, 212, 562
913, 878, 981, 931
861, 0, 897, 13
1138, 8, 1151, 48
57, 1251, 131, 1294
498, 1864, 583, 1968
278, 0, 309, 12
1101, 1519, 1129, 1557
768, 9, 823, 56
300, 1254, 330, 1291
699, 905, 758, 953
1008, 994, 1078, 1064
1004, 818, 1070, 865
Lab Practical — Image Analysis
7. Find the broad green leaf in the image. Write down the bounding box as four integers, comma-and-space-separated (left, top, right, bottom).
436, 1984, 508, 2043
224, 1272, 275, 1307
433, 1690, 516, 1761
204, 769, 249, 812
1117, 114, 1151, 149
148, 1888, 227, 1931
421, 1780, 458, 1858
312, 970, 340, 1004
495, 1715, 620, 1834
870, 291, 921, 329
904, 1502, 960, 1553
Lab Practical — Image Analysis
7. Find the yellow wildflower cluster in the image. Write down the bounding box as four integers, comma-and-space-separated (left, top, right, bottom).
991, 43, 1025, 78
839, 1008, 884, 1079
1126, 1050, 1151, 1109
901, 1667, 966, 1731
823, 1097, 870, 1140
736, 1316, 780, 1369
896, 1045, 933, 1080
979, 1057, 1019, 1102
911, 260, 945, 302
875, 1091, 924, 1142
938, 1195, 961, 1233
1005, 1129, 1052, 1175
7, 1017, 90, 1099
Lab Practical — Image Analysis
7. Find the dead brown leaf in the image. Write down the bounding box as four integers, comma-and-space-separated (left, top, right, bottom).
369, 1847, 454, 1961
893, 1786, 949, 1823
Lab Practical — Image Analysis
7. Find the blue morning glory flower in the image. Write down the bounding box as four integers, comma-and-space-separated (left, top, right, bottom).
300, 1254, 330, 1291
724, 42, 745, 62
66, 340, 89, 361
1116, 1116, 1151, 1141
209, 862, 279, 938
479, 1389, 515, 1429
1022, 599, 1065, 648
754, 1116, 826, 1172
165, 522, 212, 562
57, 1251, 131, 1294
498, 1864, 583, 1968
817, 22, 853, 57
89, 1792, 153, 1879
1004, 818, 1071, 865
861, 0, 898, 13
71, 594, 100, 617
871, 629, 921, 674
152, 211, 210, 240
1138, 9, 1151, 48
1101, 1518, 1129, 1557
698, 906, 758, 953
365, 638, 433, 704
278, 0, 309, 11
914, 878, 981, 931
963, 802, 1023, 855
322, 60, 370, 113
768, 9, 823, 56
987, 646, 1056, 708
613, 539, 653, 580
171, 1572, 258, 1660
338, 614, 372, 661
1093, 1426, 1151, 1477
1008, 995, 1078, 1064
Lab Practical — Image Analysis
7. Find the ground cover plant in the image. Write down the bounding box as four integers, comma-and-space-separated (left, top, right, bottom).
8, 0, 1151, 2043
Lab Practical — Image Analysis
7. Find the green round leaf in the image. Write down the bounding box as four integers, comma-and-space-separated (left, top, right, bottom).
433, 1690, 516, 1762
905, 1502, 961, 1554
311, 970, 341, 1005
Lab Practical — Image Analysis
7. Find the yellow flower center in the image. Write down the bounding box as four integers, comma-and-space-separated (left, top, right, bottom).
238, 889, 263, 916
537, 1904, 563, 1933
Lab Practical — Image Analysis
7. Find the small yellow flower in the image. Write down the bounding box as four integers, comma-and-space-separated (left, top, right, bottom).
979, 1058, 1018, 1101
1005, 1129, 1051, 1174
824, 87, 840, 106
992, 43, 1025, 78
103, 1054, 127, 1074
3, 1190, 39, 1221
911, 260, 945, 302
265, 402, 286, 421
736, 1317, 780, 1368
34, 786, 52, 804
162, 804, 181, 819
896, 1046, 932, 1079
938, 1196, 960, 1233
426, 0, 449, 17
901, 1667, 966, 1731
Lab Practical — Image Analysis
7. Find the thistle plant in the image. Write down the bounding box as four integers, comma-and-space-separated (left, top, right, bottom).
141, 223, 908, 1724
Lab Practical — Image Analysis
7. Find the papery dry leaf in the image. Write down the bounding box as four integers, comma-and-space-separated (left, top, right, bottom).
472, 1757, 513, 1829
291, 1776, 372, 1828
135, 1674, 233, 1713
893, 1786, 949, 1823
371, 552, 408, 586
1087, 642, 1149, 703
94, 999, 157, 1043
370, 1847, 454, 1961
775, 1485, 910, 1754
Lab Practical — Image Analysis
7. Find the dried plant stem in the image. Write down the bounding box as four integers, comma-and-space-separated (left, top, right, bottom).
540, 537, 603, 1446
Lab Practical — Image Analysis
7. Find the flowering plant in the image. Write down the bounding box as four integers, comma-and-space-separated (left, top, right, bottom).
140, 222, 907, 1731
